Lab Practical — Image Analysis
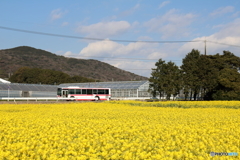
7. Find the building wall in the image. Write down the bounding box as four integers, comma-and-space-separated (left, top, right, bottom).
0, 90, 21, 97
111, 89, 138, 98
0, 90, 56, 98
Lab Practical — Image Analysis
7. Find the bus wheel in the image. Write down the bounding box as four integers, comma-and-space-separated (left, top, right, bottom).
95, 96, 100, 101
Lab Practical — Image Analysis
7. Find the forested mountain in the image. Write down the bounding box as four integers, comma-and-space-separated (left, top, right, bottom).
0, 46, 147, 81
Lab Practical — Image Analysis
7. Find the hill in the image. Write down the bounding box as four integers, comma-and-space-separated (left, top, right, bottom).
0, 46, 147, 81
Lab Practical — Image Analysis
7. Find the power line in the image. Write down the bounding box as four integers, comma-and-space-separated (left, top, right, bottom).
1, 26, 239, 57
0, 26, 202, 43
65, 55, 183, 62
123, 69, 152, 70
207, 41, 240, 48
1, 25, 240, 47
67, 55, 155, 60
66, 55, 158, 61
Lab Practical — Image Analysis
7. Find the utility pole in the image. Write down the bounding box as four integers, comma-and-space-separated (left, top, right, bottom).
204, 38, 207, 55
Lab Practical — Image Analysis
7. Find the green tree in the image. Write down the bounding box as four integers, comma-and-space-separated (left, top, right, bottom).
163, 61, 182, 100
9, 67, 41, 83
149, 59, 182, 100
69, 75, 95, 83
205, 51, 240, 100
181, 49, 201, 100
9, 67, 97, 85
212, 68, 240, 100
38, 69, 70, 84
196, 55, 218, 100
149, 59, 166, 99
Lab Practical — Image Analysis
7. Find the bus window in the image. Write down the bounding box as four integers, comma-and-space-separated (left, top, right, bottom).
87, 89, 92, 94
98, 89, 104, 94
69, 89, 75, 94
82, 89, 87, 94
76, 89, 81, 94
105, 89, 109, 94
93, 89, 97, 94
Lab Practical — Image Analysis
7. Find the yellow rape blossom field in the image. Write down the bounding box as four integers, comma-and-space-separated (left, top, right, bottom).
0, 101, 239, 160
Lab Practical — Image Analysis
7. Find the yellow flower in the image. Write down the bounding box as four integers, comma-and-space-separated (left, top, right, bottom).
0, 101, 239, 159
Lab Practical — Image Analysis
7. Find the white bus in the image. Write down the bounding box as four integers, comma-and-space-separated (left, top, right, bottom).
57, 86, 111, 101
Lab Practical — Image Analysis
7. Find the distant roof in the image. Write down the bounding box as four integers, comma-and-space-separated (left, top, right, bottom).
59, 81, 149, 90
0, 78, 11, 84
0, 83, 57, 91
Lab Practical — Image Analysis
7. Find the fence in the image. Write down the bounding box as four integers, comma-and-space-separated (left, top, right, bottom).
0, 97, 76, 102
0, 97, 151, 102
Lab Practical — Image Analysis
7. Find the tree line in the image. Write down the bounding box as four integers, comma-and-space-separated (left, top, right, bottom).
149, 49, 240, 100
9, 67, 98, 85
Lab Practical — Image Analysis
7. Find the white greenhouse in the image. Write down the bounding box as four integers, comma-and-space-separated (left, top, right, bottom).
59, 81, 151, 99
0, 81, 152, 99
0, 83, 58, 98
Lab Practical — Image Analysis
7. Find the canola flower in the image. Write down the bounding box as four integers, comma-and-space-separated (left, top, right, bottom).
0, 101, 239, 159
112, 100, 240, 109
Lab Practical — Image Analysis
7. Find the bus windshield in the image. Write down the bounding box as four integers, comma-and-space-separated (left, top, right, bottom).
57, 88, 62, 96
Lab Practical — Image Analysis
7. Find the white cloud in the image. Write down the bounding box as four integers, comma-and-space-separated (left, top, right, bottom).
232, 11, 240, 17
76, 21, 131, 38
79, 40, 164, 57
105, 60, 155, 78
178, 18, 240, 56
144, 9, 197, 38
64, 51, 74, 57
50, 9, 67, 21
212, 24, 225, 29
213, 18, 240, 38
77, 40, 168, 77
133, 4, 140, 10
137, 36, 153, 41
79, 40, 123, 56
119, 3, 140, 17
159, 1, 170, 9
147, 52, 166, 59
210, 6, 234, 17
61, 22, 69, 26
74, 17, 240, 77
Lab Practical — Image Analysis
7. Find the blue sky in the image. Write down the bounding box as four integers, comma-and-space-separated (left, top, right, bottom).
1, 0, 240, 77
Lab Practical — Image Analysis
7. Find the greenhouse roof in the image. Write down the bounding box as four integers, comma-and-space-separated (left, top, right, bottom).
0, 83, 58, 91
0, 78, 11, 84
0, 81, 149, 92
59, 81, 149, 90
